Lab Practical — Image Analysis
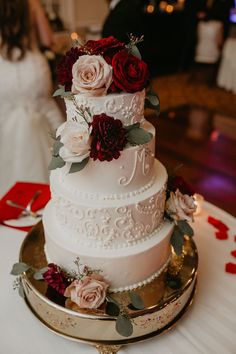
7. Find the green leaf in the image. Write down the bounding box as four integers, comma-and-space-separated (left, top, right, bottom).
105, 301, 120, 316
124, 122, 140, 132
33, 267, 48, 280
18, 282, 25, 298
166, 274, 182, 290
48, 156, 66, 170
127, 44, 142, 59
129, 292, 145, 310
126, 127, 152, 145
145, 91, 160, 116
177, 220, 194, 237
53, 87, 65, 97
53, 86, 73, 99
10, 262, 30, 276
116, 314, 133, 337
171, 226, 185, 255
52, 139, 63, 157
69, 157, 89, 174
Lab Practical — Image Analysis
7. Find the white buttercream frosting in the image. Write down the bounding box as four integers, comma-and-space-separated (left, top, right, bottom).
65, 90, 145, 125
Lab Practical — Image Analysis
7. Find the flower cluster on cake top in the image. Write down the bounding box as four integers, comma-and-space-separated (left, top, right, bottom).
56, 35, 149, 95
50, 35, 159, 173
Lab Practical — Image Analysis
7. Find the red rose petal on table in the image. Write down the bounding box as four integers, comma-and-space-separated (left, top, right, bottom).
208, 216, 229, 232
225, 262, 236, 274
215, 230, 228, 240
231, 250, 236, 258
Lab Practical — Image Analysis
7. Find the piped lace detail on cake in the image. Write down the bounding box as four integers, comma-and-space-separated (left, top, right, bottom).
65, 90, 145, 125
109, 255, 171, 293
52, 185, 166, 249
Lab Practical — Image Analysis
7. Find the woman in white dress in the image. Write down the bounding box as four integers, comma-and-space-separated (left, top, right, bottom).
0, 0, 63, 196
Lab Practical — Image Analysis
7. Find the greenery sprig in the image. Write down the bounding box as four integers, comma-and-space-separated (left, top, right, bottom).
105, 292, 145, 337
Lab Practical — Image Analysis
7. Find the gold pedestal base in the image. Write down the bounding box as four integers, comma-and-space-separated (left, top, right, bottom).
20, 222, 197, 353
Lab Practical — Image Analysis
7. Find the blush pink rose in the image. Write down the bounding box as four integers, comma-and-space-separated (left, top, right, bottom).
165, 189, 197, 222
64, 274, 109, 309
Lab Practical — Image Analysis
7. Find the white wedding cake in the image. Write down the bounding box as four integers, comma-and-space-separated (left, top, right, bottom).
42, 36, 196, 294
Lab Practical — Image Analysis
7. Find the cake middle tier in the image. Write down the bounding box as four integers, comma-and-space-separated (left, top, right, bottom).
54, 120, 156, 196
49, 160, 167, 249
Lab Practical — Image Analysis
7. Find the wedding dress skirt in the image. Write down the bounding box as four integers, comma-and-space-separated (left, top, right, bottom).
0, 49, 63, 196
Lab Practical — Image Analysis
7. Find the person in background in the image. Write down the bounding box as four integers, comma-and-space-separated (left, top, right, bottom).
0, 0, 63, 196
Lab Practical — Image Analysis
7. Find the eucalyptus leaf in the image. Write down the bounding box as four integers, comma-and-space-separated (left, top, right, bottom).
69, 157, 89, 174
177, 220, 194, 237
53, 87, 65, 97
127, 44, 142, 59
145, 91, 160, 116
126, 127, 152, 145
53, 86, 73, 99
116, 314, 133, 337
124, 122, 140, 132
10, 262, 30, 276
48, 155, 66, 170
105, 301, 120, 316
18, 283, 25, 298
33, 267, 48, 280
129, 292, 145, 310
166, 274, 182, 290
171, 226, 185, 255
52, 139, 63, 157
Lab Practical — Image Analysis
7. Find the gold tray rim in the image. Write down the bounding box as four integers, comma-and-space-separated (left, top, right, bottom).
23, 280, 196, 346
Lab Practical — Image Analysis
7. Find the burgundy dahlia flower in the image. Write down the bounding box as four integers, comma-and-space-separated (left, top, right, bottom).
90, 114, 127, 162
43, 263, 70, 295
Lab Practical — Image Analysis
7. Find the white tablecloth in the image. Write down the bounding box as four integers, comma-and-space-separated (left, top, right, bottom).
1, 202, 236, 354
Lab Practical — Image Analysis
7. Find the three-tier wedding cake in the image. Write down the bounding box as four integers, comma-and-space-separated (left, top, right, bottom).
42, 36, 196, 296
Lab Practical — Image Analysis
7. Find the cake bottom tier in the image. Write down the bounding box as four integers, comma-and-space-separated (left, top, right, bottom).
43, 205, 173, 292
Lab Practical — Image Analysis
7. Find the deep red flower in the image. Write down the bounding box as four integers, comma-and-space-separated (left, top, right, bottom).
90, 114, 127, 161
86, 36, 125, 64
43, 263, 70, 295
167, 175, 195, 196
56, 47, 85, 91
111, 49, 149, 93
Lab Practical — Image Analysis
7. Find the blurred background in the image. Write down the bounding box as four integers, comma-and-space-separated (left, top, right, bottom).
1, 0, 236, 215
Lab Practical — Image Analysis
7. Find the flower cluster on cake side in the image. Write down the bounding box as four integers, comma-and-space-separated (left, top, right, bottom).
49, 35, 159, 173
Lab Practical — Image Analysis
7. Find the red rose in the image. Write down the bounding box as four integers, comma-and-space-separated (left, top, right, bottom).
167, 175, 195, 196
56, 47, 85, 91
111, 50, 149, 93
90, 114, 127, 161
86, 36, 125, 64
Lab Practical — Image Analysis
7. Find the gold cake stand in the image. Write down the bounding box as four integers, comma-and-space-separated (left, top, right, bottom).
20, 222, 198, 353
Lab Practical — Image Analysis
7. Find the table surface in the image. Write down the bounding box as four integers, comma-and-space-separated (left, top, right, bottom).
1, 202, 235, 354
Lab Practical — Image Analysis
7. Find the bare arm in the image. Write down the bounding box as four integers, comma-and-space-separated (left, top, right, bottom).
29, 0, 54, 48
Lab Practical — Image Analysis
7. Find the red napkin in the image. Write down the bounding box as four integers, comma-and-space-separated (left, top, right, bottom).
0, 182, 50, 231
